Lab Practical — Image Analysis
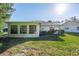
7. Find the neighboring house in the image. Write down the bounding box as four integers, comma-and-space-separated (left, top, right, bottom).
40, 21, 60, 31
6, 21, 60, 38
61, 17, 79, 33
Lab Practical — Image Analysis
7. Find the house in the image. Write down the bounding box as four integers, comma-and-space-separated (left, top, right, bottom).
6, 21, 40, 38
61, 16, 79, 33
40, 21, 60, 31
6, 21, 60, 38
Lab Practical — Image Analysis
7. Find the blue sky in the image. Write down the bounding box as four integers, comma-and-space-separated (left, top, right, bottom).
11, 3, 79, 21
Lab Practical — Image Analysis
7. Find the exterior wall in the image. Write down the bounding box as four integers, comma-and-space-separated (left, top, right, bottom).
40, 25, 50, 31
64, 26, 79, 33
61, 21, 79, 33
8, 22, 40, 38
40, 22, 60, 31
40, 25, 60, 31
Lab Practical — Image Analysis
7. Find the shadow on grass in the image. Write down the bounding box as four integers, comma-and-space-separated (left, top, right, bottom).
0, 35, 64, 54
66, 32, 79, 36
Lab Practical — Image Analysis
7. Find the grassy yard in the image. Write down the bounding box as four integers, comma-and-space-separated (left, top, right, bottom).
0, 33, 79, 56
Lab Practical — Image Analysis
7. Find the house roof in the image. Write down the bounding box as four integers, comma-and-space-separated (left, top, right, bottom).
61, 19, 79, 26
40, 22, 60, 26
6, 21, 41, 24
6, 21, 61, 26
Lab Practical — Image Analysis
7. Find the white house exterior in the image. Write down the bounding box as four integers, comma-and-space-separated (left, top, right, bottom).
6, 21, 40, 38
40, 21, 60, 31
61, 17, 79, 33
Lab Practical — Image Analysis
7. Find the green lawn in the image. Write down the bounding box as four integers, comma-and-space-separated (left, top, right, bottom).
0, 33, 79, 56
0, 32, 4, 36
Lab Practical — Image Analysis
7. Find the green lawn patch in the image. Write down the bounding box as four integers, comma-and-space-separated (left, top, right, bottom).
0, 33, 79, 56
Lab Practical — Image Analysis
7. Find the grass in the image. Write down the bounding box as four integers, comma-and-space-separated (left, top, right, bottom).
0, 32, 4, 36
0, 33, 79, 56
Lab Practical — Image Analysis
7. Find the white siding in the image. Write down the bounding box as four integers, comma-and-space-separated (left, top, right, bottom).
61, 21, 79, 33
40, 26, 50, 31
64, 26, 79, 33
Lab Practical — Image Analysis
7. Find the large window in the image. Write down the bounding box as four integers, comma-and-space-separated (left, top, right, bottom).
20, 25, 27, 34
29, 25, 36, 34
11, 25, 18, 34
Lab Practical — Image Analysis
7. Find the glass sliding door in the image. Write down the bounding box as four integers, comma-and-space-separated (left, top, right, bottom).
29, 25, 36, 34
11, 25, 18, 34
20, 25, 27, 34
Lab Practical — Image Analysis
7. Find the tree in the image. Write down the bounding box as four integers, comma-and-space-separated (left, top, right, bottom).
0, 3, 14, 32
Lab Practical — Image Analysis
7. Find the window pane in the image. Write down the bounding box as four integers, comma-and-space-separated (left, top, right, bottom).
65, 27, 69, 30
77, 27, 79, 30
29, 25, 36, 34
11, 25, 18, 34
20, 25, 27, 34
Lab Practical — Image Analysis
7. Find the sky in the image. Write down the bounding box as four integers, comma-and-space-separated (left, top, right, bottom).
11, 3, 79, 21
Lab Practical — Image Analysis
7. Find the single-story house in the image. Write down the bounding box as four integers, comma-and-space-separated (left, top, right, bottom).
6, 21, 40, 38
6, 21, 60, 38
61, 17, 79, 33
